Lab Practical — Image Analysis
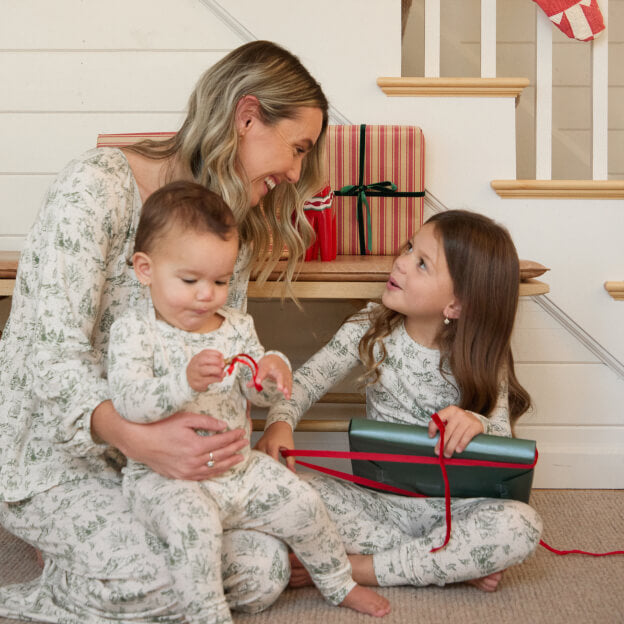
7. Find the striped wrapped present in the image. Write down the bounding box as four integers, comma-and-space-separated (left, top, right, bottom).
327, 124, 425, 255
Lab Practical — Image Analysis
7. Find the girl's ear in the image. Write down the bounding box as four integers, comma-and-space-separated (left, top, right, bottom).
235, 95, 261, 135
132, 252, 152, 286
444, 299, 462, 320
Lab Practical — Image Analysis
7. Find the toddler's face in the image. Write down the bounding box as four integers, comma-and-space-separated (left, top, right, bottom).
135, 227, 239, 333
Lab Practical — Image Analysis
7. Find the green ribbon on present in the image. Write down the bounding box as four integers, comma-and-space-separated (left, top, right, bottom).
333, 124, 425, 255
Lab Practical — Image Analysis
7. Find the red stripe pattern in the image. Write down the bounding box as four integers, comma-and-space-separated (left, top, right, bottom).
327, 125, 424, 255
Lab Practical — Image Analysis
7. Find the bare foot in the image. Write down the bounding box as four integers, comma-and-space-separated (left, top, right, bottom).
340, 584, 391, 617
465, 570, 504, 592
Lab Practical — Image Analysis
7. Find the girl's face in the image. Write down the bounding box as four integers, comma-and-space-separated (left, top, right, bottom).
236, 102, 324, 208
382, 223, 461, 346
133, 227, 239, 333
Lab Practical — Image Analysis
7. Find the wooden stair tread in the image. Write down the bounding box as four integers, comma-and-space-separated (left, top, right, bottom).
0, 251, 549, 297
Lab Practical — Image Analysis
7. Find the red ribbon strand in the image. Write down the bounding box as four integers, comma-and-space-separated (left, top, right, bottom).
224, 353, 263, 391
281, 413, 623, 557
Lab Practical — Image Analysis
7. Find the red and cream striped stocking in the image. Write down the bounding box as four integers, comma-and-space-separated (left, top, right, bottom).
531, 0, 606, 41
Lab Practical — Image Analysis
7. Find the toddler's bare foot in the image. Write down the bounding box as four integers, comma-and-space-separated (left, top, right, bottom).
288, 552, 314, 588
465, 570, 504, 592
340, 584, 390, 617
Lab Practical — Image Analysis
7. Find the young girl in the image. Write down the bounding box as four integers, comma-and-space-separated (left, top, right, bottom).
108, 181, 390, 623
257, 209, 543, 593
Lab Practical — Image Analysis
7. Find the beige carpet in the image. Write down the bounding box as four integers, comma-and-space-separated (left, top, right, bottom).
1, 490, 622, 624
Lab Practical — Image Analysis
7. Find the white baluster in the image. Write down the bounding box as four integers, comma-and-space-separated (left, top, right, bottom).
535, 8, 552, 180
592, 0, 609, 180
424, 0, 440, 77
481, 0, 497, 78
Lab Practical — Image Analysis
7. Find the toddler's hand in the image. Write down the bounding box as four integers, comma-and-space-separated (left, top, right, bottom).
187, 349, 225, 392
255, 421, 296, 472
428, 405, 484, 458
253, 354, 292, 399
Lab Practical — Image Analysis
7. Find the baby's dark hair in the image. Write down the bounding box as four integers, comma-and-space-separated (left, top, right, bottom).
134, 180, 237, 255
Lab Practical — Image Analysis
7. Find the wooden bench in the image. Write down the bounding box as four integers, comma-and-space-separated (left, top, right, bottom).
1, 250, 548, 434
0, 251, 549, 300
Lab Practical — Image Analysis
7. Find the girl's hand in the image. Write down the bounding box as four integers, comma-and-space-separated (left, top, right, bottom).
92, 401, 248, 480
253, 354, 292, 399
428, 405, 484, 458
187, 349, 225, 392
255, 421, 296, 472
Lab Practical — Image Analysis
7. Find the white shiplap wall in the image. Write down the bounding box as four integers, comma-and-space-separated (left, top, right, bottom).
0, 0, 240, 249
1, 0, 622, 487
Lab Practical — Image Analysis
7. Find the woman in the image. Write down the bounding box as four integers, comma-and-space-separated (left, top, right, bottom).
0, 40, 327, 623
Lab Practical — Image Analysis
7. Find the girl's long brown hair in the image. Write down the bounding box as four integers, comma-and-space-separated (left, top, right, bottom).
359, 210, 531, 423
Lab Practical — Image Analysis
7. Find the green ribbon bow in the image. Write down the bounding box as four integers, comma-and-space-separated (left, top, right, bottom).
333, 124, 425, 255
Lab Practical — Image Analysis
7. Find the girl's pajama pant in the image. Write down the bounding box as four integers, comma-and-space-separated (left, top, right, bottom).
0, 470, 290, 624
303, 473, 543, 587
124, 450, 354, 624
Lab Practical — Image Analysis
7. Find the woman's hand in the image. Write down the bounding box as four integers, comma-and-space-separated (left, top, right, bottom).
427, 405, 484, 458
253, 354, 292, 399
187, 349, 225, 392
255, 421, 296, 472
91, 400, 248, 480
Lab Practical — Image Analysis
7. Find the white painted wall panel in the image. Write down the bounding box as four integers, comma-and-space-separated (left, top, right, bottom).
219, 0, 401, 125
1, 52, 225, 112
512, 328, 600, 363
0, 113, 184, 173
0, 0, 240, 49
486, 201, 624, 364
517, 363, 624, 426
0, 177, 54, 236
516, 300, 560, 329
514, 426, 624, 488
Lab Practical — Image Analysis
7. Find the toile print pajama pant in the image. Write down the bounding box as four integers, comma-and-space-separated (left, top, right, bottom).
0, 474, 290, 624
302, 472, 543, 587
124, 450, 355, 624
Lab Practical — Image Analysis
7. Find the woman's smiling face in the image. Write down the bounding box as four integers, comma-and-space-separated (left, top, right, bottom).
235, 100, 323, 208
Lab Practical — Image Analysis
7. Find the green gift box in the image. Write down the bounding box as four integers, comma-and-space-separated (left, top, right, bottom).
348, 419, 536, 503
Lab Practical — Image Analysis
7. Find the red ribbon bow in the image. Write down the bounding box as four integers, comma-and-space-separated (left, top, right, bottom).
224, 353, 263, 392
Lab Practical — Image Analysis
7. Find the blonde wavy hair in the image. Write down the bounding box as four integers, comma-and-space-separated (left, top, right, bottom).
126, 40, 328, 286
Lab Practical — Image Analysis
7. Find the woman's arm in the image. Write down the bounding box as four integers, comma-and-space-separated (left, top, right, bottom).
25, 154, 135, 457
91, 400, 247, 479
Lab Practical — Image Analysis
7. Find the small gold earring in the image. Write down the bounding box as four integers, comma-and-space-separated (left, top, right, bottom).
444, 317, 451, 326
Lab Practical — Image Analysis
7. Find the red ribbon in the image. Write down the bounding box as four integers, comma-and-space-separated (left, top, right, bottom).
224, 353, 263, 392
281, 414, 623, 557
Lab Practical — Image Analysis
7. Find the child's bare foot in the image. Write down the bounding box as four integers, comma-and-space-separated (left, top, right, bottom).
340, 584, 390, 617
465, 570, 504, 592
